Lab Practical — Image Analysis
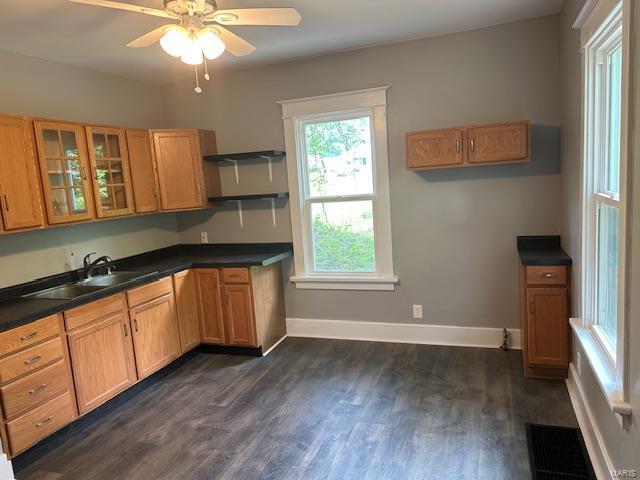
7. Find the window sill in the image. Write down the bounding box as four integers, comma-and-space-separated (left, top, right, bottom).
290, 275, 398, 291
570, 318, 631, 416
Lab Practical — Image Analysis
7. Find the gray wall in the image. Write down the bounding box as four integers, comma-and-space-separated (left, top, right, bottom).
164, 16, 563, 329
559, 0, 640, 473
0, 50, 179, 288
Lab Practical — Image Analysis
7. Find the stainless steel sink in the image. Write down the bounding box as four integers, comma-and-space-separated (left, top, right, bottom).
28, 284, 105, 300
78, 271, 142, 287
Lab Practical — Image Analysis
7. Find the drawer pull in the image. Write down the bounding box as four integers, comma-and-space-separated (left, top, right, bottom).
19, 332, 38, 341
133, 319, 138, 332
123, 323, 129, 337
456, 139, 461, 153
24, 355, 42, 365
28, 384, 47, 395
529, 301, 535, 314
35, 416, 52, 428
540, 272, 556, 278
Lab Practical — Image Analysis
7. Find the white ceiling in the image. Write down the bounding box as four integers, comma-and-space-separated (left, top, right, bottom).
0, 0, 565, 84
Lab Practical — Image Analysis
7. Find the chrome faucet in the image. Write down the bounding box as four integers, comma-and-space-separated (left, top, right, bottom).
83, 252, 115, 278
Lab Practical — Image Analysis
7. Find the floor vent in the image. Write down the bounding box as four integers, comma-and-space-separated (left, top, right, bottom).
526, 423, 596, 480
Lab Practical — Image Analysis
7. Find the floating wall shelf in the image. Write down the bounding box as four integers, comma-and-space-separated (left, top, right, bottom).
207, 192, 289, 229
204, 150, 285, 184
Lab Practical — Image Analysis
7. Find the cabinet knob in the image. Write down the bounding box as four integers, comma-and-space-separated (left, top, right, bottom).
542, 272, 556, 278
133, 319, 139, 332
2, 194, 9, 212
529, 301, 535, 314
123, 323, 129, 337
456, 139, 461, 153
470, 138, 475, 152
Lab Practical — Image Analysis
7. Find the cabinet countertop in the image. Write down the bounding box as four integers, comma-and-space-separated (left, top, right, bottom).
517, 236, 572, 266
0, 243, 292, 334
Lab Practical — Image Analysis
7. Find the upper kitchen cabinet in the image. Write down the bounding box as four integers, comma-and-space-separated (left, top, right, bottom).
125, 129, 159, 214
150, 129, 221, 211
33, 121, 95, 224
86, 127, 135, 218
467, 121, 529, 165
0, 115, 45, 231
406, 128, 464, 169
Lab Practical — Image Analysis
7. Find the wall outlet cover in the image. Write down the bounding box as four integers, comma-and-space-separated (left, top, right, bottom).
200, 232, 208, 244
412, 304, 423, 319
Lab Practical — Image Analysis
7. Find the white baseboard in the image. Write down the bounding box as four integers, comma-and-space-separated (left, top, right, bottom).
0, 453, 14, 480
566, 363, 615, 480
262, 335, 288, 356
286, 318, 521, 350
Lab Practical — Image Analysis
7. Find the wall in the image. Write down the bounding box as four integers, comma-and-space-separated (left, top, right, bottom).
560, 0, 640, 474
164, 16, 563, 330
0, 50, 179, 288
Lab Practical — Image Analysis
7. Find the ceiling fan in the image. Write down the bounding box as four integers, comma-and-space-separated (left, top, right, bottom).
69, 0, 301, 92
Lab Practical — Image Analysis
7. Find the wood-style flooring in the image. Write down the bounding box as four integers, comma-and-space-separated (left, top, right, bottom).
16, 338, 578, 480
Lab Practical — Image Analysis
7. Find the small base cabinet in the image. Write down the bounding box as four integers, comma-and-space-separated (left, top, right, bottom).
173, 270, 202, 352
0, 314, 77, 457
520, 265, 571, 379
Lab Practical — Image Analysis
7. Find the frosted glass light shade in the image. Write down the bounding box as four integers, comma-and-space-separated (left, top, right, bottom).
197, 29, 226, 60
180, 39, 204, 65
159, 26, 189, 57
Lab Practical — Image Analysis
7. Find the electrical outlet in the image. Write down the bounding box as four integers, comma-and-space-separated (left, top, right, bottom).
576, 351, 582, 376
200, 232, 208, 244
412, 304, 423, 319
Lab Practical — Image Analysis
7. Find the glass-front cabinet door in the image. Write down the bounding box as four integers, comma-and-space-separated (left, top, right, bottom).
85, 127, 134, 218
33, 121, 95, 224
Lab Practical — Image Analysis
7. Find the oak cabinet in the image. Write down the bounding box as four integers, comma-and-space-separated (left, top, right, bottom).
195, 269, 226, 344
520, 265, 571, 379
33, 121, 95, 224
406, 121, 530, 171
126, 129, 159, 213
223, 284, 257, 346
0, 115, 45, 231
150, 129, 221, 211
468, 122, 529, 164
86, 126, 135, 218
173, 270, 201, 352
129, 293, 181, 379
406, 128, 463, 169
66, 308, 136, 415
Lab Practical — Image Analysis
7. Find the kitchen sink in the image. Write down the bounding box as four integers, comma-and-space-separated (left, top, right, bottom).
78, 271, 142, 287
27, 284, 105, 300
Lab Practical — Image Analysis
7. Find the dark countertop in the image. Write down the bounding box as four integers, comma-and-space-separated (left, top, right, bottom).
0, 243, 292, 334
517, 236, 572, 266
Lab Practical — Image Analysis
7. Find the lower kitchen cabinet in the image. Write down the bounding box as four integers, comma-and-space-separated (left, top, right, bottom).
129, 292, 181, 379
173, 270, 202, 352
195, 269, 226, 345
66, 308, 137, 415
223, 284, 256, 346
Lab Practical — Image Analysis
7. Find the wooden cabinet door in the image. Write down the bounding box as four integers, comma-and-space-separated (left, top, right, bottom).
33, 121, 95, 224
526, 288, 569, 367
151, 129, 204, 211
86, 126, 135, 218
130, 293, 181, 379
467, 121, 529, 164
173, 270, 201, 352
0, 115, 45, 230
66, 312, 136, 414
223, 284, 257, 347
406, 128, 463, 169
195, 269, 226, 344
125, 129, 159, 213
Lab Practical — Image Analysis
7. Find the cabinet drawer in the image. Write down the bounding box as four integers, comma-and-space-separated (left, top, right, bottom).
222, 268, 250, 284
525, 266, 567, 286
65, 294, 125, 331
6, 390, 75, 455
0, 338, 63, 385
1, 360, 69, 419
0, 315, 60, 357
127, 276, 173, 307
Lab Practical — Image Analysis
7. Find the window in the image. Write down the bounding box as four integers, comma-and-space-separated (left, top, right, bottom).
280, 87, 396, 290
575, 0, 632, 416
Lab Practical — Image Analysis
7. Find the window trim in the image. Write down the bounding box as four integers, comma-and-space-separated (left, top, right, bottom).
574, 0, 633, 418
279, 87, 397, 290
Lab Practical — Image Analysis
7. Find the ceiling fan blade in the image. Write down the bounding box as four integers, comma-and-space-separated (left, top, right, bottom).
208, 8, 301, 26
208, 26, 256, 57
126, 25, 169, 48
68, 0, 175, 19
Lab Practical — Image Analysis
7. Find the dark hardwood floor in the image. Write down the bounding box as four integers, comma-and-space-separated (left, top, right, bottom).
16, 338, 577, 480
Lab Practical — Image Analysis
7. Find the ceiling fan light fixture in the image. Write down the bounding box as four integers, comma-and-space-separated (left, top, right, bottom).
197, 29, 226, 60
180, 37, 204, 65
159, 25, 189, 57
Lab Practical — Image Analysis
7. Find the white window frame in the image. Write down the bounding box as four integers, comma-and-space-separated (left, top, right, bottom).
279, 87, 397, 290
572, 0, 633, 418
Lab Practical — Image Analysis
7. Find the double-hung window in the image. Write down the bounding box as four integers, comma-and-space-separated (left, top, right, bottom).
280, 87, 396, 290
575, 0, 631, 416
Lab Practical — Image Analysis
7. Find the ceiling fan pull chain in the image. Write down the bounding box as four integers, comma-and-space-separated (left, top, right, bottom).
194, 64, 202, 93
204, 60, 210, 81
